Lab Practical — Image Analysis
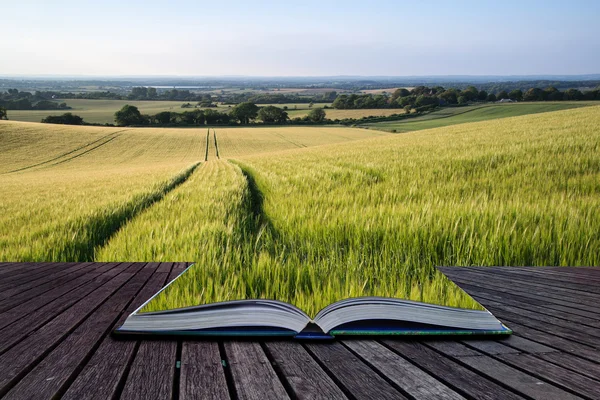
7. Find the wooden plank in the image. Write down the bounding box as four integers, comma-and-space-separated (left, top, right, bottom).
464, 267, 600, 296
0, 263, 128, 354
344, 340, 464, 399
382, 340, 524, 400
482, 307, 600, 348
465, 336, 556, 355
0, 262, 67, 289
120, 263, 180, 400
63, 263, 174, 400
179, 342, 230, 400
0, 262, 120, 331
499, 321, 600, 363
0, 262, 103, 312
306, 342, 408, 400
497, 353, 600, 399
425, 341, 581, 400
225, 341, 290, 400
442, 268, 600, 309
120, 341, 177, 400
442, 270, 600, 315
0, 262, 92, 302
538, 352, 600, 382
0, 262, 42, 277
2, 263, 158, 400
448, 276, 600, 322
0, 262, 146, 396
453, 282, 600, 328
264, 341, 347, 400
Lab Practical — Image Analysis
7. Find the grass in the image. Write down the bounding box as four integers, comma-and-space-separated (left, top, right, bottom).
0, 122, 381, 261
116, 105, 600, 316
362, 102, 596, 132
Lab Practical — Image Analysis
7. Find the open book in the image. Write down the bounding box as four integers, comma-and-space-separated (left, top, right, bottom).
114, 265, 511, 338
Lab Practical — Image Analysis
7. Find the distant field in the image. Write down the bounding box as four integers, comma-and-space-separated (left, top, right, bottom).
362, 102, 595, 132
5, 99, 192, 124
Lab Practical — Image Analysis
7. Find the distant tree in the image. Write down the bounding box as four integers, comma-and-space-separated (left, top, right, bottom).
41, 113, 83, 125
309, 102, 314, 108
509, 89, 523, 101
523, 88, 545, 101
462, 86, 479, 101
154, 111, 173, 124
457, 95, 468, 105
0, 107, 7, 120
486, 93, 497, 102
257, 106, 289, 123
230, 102, 259, 124
403, 105, 412, 113
308, 107, 326, 122
497, 90, 509, 100
478, 90, 488, 101
115, 104, 144, 126
544, 86, 563, 101
563, 88, 584, 101
391, 88, 411, 102
438, 89, 458, 105
147, 87, 158, 99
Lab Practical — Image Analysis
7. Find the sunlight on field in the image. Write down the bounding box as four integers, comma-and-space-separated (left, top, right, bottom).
0, 123, 380, 261
99, 106, 600, 315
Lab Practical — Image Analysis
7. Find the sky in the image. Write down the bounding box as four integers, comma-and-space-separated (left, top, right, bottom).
1, 0, 599, 77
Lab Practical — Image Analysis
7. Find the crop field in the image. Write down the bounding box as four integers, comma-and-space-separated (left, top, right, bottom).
104, 106, 600, 315
5, 99, 191, 124
0, 122, 382, 261
361, 102, 594, 132
2, 105, 598, 315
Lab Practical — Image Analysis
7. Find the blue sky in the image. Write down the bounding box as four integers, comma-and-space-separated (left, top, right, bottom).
2, 0, 599, 76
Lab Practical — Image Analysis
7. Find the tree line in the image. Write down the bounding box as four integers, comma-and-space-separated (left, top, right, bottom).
0, 89, 71, 110
111, 103, 328, 126
332, 85, 600, 110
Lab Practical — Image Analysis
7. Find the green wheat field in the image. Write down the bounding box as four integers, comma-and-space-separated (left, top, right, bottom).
1, 105, 599, 316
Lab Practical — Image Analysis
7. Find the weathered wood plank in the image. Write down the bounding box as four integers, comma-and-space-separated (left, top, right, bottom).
306, 342, 408, 400
0, 263, 128, 354
464, 336, 555, 355
180, 342, 229, 400
425, 341, 581, 400
2, 263, 158, 400
63, 263, 174, 400
454, 282, 600, 328
498, 353, 600, 399
264, 341, 347, 400
0, 262, 146, 396
344, 340, 464, 399
120, 341, 177, 400
383, 341, 524, 400
0, 262, 67, 290
538, 352, 600, 382
0, 262, 93, 303
225, 341, 290, 400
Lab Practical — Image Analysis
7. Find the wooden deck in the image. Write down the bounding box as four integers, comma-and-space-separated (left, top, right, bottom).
0, 263, 598, 400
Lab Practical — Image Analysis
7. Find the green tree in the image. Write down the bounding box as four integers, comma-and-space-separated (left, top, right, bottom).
478, 90, 488, 101
41, 113, 83, 125
509, 89, 523, 101
230, 102, 259, 124
497, 90, 509, 100
115, 105, 144, 126
0, 107, 7, 120
457, 95, 468, 105
307, 107, 326, 122
257, 106, 289, 123
523, 88, 544, 101
154, 111, 173, 124
486, 93, 497, 102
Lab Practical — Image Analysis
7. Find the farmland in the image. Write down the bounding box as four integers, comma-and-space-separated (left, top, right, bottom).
106, 106, 600, 314
361, 102, 592, 132
5, 99, 193, 124
1, 105, 598, 315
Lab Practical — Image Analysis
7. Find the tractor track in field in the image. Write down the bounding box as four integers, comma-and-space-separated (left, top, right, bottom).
272, 132, 307, 148
3, 129, 129, 174
204, 129, 210, 161
213, 129, 220, 159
